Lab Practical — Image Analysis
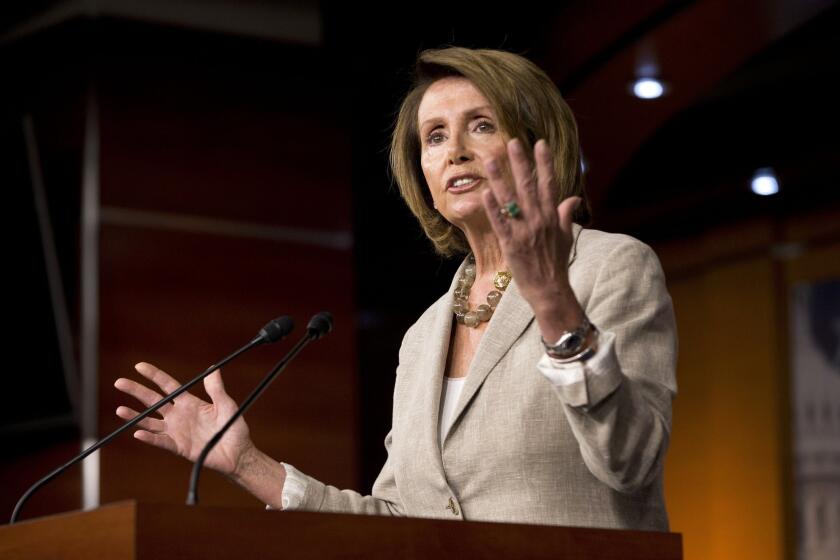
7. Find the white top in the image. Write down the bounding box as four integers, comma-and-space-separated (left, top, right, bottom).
438, 376, 467, 446
274, 331, 615, 511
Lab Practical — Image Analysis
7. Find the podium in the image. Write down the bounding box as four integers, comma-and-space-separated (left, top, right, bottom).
0, 501, 682, 559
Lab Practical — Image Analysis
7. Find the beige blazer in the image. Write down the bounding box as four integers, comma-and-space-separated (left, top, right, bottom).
297, 225, 678, 531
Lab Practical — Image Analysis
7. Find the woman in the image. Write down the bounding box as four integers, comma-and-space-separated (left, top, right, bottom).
115, 47, 677, 530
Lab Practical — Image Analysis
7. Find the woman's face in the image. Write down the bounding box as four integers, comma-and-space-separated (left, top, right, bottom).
417, 77, 511, 231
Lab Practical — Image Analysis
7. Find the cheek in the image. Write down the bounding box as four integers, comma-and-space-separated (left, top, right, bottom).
418, 163, 439, 207
491, 140, 511, 162
420, 154, 442, 190
475, 138, 510, 167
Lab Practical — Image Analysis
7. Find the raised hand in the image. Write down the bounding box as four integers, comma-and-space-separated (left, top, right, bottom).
114, 362, 254, 477
481, 138, 585, 338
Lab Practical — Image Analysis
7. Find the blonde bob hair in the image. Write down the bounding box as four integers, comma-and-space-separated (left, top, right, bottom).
390, 47, 590, 257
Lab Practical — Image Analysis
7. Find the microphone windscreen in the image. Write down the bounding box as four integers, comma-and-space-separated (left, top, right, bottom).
258, 316, 294, 343
307, 312, 333, 339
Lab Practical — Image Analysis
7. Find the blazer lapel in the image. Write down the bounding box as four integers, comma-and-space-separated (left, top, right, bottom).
446, 278, 535, 435
410, 258, 463, 486
445, 223, 584, 442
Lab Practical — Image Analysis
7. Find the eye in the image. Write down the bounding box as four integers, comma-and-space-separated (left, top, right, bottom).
474, 120, 496, 133
426, 129, 446, 145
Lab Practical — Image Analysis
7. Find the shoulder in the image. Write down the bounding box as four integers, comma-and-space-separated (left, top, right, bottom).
575, 226, 654, 260
398, 256, 468, 356
568, 226, 670, 313
406, 291, 449, 334
573, 226, 665, 279
397, 289, 449, 363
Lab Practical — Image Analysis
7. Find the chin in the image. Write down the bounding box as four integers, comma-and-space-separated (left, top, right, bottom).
443, 203, 489, 229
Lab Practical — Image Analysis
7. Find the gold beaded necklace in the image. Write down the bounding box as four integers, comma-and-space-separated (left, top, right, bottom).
452, 254, 512, 328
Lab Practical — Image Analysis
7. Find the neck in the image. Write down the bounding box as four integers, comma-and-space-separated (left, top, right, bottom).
461, 223, 505, 278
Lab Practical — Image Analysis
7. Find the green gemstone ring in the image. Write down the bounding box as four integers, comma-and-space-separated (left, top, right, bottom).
501, 200, 523, 219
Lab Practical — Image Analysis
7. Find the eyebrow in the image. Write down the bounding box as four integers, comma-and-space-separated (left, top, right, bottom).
419, 105, 495, 131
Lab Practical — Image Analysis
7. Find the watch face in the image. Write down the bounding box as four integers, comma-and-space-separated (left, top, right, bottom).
559, 333, 583, 354
543, 318, 593, 359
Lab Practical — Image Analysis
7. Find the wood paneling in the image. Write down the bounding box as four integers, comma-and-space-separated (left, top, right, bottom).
94, 37, 357, 509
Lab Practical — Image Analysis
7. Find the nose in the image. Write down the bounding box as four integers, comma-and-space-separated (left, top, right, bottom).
447, 131, 473, 164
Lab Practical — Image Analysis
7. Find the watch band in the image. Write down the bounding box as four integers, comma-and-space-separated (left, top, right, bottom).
541, 315, 596, 360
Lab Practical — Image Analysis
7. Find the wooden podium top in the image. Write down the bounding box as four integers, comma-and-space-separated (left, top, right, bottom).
0, 500, 682, 559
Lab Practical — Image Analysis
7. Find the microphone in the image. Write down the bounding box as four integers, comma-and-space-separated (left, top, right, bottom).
186, 312, 333, 505
256, 316, 295, 344
306, 311, 333, 339
10, 315, 294, 524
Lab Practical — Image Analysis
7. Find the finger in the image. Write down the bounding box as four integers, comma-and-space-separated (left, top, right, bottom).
482, 189, 513, 240
135, 362, 182, 396
134, 430, 178, 454
556, 196, 582, 236
507, 138, 539, 213
116, 405, 167, 432
114, 377, 169, 410
483, 156, 516, 215
535, 139, 559, 212
204, 369, 232, 406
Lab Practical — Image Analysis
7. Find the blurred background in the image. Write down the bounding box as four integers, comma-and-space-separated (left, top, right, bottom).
1, 1, 838, 559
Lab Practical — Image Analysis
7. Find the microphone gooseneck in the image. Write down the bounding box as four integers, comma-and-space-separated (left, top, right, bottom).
186, 312, 333, 506
10, 315, 293, 524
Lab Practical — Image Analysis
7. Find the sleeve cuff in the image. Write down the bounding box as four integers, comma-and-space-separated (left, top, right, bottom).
537, 330, 623, 408
266, 462, 308, 511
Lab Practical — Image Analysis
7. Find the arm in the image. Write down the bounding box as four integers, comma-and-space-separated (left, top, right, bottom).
115, 362, 404, 514
480, 138, 675, 494
287, 430, 404, 515
538, 239, 677, 493
284, 325, 420, 514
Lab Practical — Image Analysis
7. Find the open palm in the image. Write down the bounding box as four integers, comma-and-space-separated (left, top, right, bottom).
114, 362, 253, 477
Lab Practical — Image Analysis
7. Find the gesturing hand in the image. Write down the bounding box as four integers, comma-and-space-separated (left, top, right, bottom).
481, 138, 583, 324
114, 362, 254, 478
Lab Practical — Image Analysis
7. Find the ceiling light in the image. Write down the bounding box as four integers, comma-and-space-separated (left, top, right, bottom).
632, 78, 665, 99
751, 167, 780, 196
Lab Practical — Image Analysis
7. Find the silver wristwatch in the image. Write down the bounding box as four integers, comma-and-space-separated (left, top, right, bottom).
541, 316, 596, 361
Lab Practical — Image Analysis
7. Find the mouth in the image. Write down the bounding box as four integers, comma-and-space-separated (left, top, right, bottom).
446, 175, 484, 193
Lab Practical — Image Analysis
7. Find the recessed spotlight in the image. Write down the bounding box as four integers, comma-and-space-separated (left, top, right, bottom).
631, 77, 665, 99
751, 167, 779, 196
